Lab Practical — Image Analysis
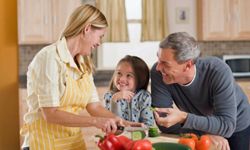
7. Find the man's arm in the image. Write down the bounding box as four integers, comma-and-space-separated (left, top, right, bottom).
151, 63, 182, 134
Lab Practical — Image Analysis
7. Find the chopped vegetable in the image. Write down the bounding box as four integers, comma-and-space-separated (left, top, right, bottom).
131, 131, 146, 140
150, 107, 156, 111
148, 127, 160, 137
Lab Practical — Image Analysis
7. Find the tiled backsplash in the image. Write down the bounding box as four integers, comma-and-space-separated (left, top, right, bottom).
199, 41, 250, 57
19, 41, 250, 87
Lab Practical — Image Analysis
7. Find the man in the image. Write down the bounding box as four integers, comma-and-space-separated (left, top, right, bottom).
151, 32, 250, 150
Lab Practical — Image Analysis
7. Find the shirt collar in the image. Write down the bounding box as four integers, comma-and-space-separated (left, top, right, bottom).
56, 37, 86, 73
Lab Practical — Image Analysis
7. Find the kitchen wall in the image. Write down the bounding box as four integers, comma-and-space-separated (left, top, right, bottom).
19, 0, 250, 79
0, 0, 20, 149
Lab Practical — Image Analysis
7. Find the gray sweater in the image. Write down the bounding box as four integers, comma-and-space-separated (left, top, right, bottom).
151, 57, 250, 138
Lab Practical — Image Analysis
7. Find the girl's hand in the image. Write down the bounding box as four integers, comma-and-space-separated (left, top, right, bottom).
112, 91, 135, 102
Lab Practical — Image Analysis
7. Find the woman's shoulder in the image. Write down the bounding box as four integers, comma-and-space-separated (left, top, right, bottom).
32, 44, 58, 62
28, 43, 62, 72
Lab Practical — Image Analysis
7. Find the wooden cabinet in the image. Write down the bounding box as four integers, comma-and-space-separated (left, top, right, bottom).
197, 0, 250, 41
18, 0, 81, 44
237, 79, 250, 103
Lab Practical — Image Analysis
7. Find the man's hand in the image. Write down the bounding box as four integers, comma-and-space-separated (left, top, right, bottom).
208, 135, 230, 150
112, 91, 135, 102
154, 107, 187, 128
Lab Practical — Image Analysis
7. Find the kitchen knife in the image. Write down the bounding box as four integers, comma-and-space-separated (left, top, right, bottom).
117, 126, 148, 132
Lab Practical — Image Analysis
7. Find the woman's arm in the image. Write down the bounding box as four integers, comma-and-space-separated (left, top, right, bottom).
86, 102, 118, 118
86, 102, 144, 127
41, 106, 119, 133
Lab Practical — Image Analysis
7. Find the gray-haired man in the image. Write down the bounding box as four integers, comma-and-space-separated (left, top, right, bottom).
151, 32, 250, 150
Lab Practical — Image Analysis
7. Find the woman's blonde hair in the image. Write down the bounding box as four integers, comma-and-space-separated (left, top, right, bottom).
61, 4, 108, 73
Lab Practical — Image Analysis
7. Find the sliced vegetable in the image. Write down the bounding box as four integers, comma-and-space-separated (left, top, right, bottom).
148, 127, 160, 137
131, 131, 146, 140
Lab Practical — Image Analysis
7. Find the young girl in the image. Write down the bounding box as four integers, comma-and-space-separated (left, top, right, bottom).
104, 55, 154, 127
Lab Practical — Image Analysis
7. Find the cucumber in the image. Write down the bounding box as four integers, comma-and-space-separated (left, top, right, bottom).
131, 131, 146, 140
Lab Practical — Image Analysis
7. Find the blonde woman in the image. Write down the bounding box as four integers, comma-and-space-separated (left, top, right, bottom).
21, 4, 135, 150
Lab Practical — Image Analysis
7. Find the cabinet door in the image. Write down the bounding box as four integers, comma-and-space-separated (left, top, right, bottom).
198, 0, 231, 41
52, 0, 82, 42
232, 0, 250, 40
18, 0, 52, 44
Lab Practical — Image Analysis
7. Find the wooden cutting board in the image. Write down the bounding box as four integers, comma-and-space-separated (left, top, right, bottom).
147, 134, 179, 143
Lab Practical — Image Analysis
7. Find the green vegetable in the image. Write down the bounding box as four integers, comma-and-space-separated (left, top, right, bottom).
131, 131, 146, 140
153, 142, 191, 150
150, 107, 156, 111
148, 127, 160, 137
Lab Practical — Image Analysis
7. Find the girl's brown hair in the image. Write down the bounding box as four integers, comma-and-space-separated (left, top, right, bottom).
109, 55, 150, 93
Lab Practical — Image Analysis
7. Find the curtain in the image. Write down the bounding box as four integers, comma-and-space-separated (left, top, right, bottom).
141, 0, 169, 41
96, 0, 129, 42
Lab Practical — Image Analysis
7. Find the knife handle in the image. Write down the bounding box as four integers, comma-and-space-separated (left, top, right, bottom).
115, 125, 125, 135
117, 125, 125, 131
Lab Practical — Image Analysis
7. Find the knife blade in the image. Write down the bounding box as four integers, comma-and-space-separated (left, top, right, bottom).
117, 126, 148, 132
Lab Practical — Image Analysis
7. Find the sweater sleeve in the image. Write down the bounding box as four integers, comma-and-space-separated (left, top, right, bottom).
151, 63, 182, 133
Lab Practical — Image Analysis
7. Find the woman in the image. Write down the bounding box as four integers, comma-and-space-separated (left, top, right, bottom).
21, 4, 133, 150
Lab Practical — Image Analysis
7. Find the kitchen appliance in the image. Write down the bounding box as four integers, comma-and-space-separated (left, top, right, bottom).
222, 55, 250, 77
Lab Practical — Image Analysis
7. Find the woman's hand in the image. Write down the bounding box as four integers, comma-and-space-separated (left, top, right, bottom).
92, 117, 122, 133
207, 135, 230, 150
153, 107, 187, 128
112, 91, 135, 102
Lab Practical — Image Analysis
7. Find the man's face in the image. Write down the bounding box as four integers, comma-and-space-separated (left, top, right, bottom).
156, 48, 188, 84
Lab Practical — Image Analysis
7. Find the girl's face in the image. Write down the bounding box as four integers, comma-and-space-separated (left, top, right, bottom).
79, 26, 106, 56
114, 62, 136, 92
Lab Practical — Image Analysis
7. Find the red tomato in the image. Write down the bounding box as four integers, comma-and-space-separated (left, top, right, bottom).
132, 139, 152, 150
125, 139, 152, 150
179, 137, 196, 150
185, 133, 198, 142
196, 135, 211, 150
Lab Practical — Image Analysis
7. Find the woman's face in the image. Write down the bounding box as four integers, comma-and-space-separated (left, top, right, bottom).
80, 26, 106, 56
114, 62, 136, 92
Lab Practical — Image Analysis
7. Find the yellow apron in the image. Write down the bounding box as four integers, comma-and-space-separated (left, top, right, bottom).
23, 66, 93, 150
